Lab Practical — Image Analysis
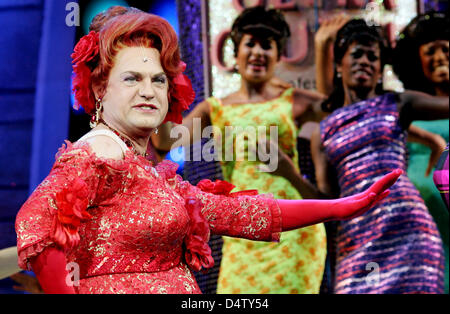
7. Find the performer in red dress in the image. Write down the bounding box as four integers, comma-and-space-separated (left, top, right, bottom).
15, 7, 400, 294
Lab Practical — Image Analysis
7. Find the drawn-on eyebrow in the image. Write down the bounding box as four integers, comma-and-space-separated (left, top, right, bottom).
121, 71, 167, 79
152, 72, 167, 80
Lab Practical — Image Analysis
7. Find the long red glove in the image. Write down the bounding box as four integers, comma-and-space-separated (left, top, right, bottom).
279, 169, 402, 231
30, 246, 76, 294
29, 169, 401, 293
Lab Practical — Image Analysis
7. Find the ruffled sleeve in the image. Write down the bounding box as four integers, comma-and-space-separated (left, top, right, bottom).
192, 181, 282, 242
156, 160, 282, 242
15, 141, 126, 271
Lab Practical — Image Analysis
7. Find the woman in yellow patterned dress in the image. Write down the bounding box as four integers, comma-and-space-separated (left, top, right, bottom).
154, 6, 327, 293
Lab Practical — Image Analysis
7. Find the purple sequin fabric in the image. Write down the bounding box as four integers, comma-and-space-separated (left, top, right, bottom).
433, 144, 449, 209
321, 93, 445, 294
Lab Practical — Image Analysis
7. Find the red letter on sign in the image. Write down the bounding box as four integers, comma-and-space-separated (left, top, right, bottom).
385, 22, 397, 48
211, 29, 235, 72
335, 0, 347, 8
232, 0, 264, 12
347, 0, 366, 9
297, 0, 315, 8
281, 19, 308, 64
269, 0, 296, 10
383, 0, 397, 10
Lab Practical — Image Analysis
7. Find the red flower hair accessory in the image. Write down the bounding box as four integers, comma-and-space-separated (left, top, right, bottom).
165, 61, 196, 124
71, 31, 99, 114
184, 197, 214, 272
70, 31, 195, 122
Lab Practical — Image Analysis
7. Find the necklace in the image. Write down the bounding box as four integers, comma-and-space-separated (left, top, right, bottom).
98, 119, 148, 158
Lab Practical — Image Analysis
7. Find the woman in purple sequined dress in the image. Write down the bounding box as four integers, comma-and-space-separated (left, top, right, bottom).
311, 20, 449, 294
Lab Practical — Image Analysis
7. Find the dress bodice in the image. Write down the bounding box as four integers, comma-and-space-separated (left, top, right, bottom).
319, 93, 444, 294
321, 93, 408, 196
208, 88, 300, 182
15, 139, 282, 293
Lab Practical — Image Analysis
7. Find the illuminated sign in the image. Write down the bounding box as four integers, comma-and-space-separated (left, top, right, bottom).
208, 0, 416, 98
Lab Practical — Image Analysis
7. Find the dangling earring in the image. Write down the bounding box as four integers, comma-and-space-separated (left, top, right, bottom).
90, 98, 103, 128
337, 72, 342, 78
376, 77, 384, 94
154, 128, 159, 134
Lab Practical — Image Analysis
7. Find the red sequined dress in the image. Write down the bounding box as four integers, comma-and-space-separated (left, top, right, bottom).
15, 131, 281, 294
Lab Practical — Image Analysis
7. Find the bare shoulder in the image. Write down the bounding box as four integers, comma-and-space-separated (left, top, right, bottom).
293, 88, 326, 102
186, 98, 211, 118
220, 92, 242, 106
293, 88, 327, 122
81, 133, 124, 160
310, 124, 327, 159
197, 98, 212, 115
310, 123, 321, 143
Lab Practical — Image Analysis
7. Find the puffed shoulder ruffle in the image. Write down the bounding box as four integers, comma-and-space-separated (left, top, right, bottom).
154, 159, 180, 180
16, 140, 134, 270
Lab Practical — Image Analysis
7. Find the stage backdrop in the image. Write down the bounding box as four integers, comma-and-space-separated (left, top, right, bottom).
207, 0, 418, 98
202, 0, 448, 293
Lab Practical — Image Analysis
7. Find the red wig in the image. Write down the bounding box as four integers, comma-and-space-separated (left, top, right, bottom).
71, 8, 194, 124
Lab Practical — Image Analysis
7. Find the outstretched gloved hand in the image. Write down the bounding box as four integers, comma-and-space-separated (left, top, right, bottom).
279, 169, 402, 231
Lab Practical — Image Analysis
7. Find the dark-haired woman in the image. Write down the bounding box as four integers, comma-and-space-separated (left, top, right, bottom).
394, 14, 449, 281
311, 19, 448, 293
154, 6, 329, 293
394, 12, 448, 97
315, 14, 446, 177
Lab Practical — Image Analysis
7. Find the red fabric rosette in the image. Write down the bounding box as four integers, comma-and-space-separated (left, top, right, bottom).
71, 31, 99, 65
72, 64, 96, 114
164, 61, 196, 124
51, 177, 92, 248
183, 179, 259, 272
71, 31, 99, 114
197, 179, 258, 197
183, 197, 214, 272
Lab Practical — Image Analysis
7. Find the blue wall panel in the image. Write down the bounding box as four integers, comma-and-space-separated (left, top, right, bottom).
0, 0, 44, 294
0, 94, 35, 122
0, 123, 33, 188
0, 7, 42, 90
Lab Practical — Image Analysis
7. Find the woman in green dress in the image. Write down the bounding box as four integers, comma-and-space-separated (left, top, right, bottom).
393, 11, 449, 292
154, 6, 327, 293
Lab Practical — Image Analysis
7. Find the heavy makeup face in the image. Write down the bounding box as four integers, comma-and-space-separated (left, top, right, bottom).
99, 46, 169, 136
419, 39, 449, 88
337, 41, 382, 92
236, 33, 278, 84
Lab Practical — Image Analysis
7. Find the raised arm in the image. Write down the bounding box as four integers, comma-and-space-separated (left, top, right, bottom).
310, 124, 339, 197
399, 90, 449, 128
407, 124, 447, 176
151, 100, 212, 152
292, 88, 327, 125
314, 14, 351, 95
